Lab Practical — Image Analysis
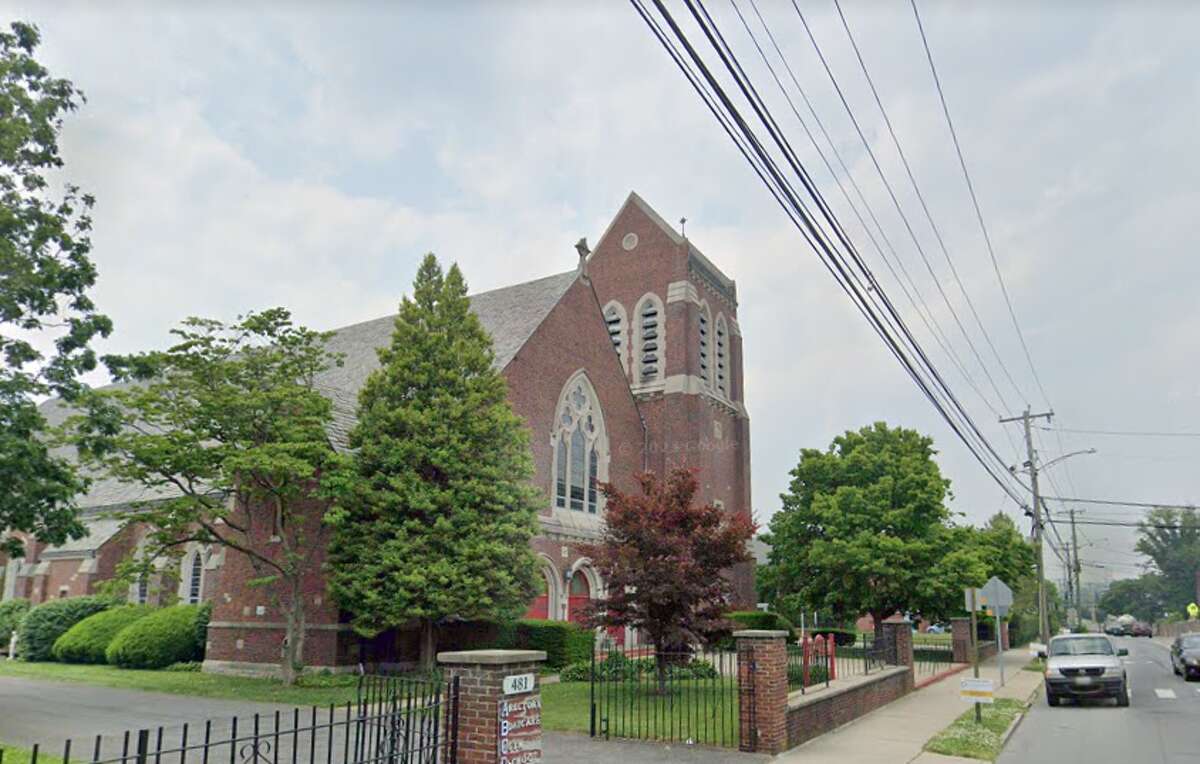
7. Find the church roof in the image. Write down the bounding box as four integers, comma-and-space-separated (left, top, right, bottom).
38, 268, 580, 514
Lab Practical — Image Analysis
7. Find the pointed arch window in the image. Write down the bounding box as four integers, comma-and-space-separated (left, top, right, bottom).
634, 294, 665, 384
698, 302, 712, 387
187, 550, 204, 604
552, 374, 609, 514
715, 314, 730, 398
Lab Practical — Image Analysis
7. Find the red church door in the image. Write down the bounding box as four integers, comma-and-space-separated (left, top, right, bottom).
567, 571, 590, 624
524, 572, 550, 620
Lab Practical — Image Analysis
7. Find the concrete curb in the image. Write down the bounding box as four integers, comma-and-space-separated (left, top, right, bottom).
997, 683, 1042, 754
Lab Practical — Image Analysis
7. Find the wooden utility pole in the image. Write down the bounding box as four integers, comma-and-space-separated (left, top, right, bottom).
970, 587, 981, 724
1070, 508, 1082, 620
1000, 407, 1054, 645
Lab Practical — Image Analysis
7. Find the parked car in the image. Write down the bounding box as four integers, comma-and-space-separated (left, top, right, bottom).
1170, 633, 1200, 681
1040, 634, 1130, 707
925, 624, 947, 634
1131, 622, 1152, 638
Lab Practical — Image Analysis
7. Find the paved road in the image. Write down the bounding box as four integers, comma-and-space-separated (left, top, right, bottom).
0, 675, 304, 750
1000, 636, 1200, 764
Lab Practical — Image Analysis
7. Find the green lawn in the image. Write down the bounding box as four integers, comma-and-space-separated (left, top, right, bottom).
542, 679, 740, 748
0, 661, 363, 706
924, 698, 1027, 761
0, 744, 62, 764
913, 632, 953, 646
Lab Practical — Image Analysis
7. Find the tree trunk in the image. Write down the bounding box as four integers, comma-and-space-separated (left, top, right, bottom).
419, 619, 437, 674
280, 580, 307, 686
655, 649, 668, 695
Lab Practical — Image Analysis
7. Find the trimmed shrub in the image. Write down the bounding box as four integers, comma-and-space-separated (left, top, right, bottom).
52, 605, 154, 664
0, 598, 30, 648
193, 601, 213, 658
713, 610, 795, 649
19, 596, 114, 662
507, 619, 593, 670
106, 604, 208, 669
560, 653, 718, 682
810, 627, 857, 647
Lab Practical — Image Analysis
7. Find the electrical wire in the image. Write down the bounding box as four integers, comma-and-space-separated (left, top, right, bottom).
1038, 425, 1200, 438
631, 0, 1030, 507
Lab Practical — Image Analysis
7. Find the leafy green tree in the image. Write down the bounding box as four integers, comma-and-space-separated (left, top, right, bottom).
1, 22, 111, 556
1099, 574, 1168, 624
326, 255, 541, 670
766, 422, 982, 637
73, 309, 343, 684
1135, 507, 1200, 615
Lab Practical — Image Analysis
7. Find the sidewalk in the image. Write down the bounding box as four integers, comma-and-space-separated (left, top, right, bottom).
777, 648, 1042, 764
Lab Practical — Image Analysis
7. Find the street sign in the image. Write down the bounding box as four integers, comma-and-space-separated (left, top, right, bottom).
960, 677, 995, 704
981, 576, 1013, 608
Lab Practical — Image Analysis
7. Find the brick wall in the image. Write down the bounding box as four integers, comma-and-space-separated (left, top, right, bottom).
784, 667, 913, 749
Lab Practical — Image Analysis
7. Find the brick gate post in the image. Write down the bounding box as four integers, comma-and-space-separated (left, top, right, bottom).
950, 616, 972, 663
881, 616, 915, 693
999, 619, 1010, 650
735, 629, 788, 754
437, 648, 547, 764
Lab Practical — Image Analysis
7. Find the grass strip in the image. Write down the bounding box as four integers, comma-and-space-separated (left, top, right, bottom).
923, 697, 1026, 761
0, 660, 361, 706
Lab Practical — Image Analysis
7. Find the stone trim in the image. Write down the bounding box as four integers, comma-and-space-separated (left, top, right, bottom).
437, 649, 547, 665
733, 629, 789, 639
666, 280, 700, 305
207, 621, 353, 632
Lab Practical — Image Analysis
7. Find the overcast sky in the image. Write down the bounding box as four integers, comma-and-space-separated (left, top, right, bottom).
11, 0, 1200, 590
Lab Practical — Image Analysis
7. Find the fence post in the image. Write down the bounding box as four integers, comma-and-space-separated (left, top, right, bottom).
829, 637, 837, 680
135, 730, 150, 764
881, 617, 915, 693
437, 649, 546, 764
735, 630, 787, 755
950, 617, 972, 663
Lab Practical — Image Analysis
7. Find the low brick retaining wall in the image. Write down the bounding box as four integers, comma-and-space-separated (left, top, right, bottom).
784, 666, 913, 749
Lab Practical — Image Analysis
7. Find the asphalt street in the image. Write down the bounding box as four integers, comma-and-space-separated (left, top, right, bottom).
999, 636, 1200, 764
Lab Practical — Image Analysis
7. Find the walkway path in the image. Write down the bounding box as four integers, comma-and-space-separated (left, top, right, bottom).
777, 647, 1042, 764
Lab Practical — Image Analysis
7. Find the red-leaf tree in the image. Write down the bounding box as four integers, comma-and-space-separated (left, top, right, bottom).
584, 468, 755, 691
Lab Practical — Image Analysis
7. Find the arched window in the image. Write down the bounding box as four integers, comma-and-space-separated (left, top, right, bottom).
187, 550, 204, 604
634, 293, 665, 384
551, 373, 609, 514
715, 314, 730, 398
698, 301, 712, 388
603, 301, 628, 375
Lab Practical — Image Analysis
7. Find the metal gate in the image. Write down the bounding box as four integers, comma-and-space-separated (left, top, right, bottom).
4, 675, 460, 764
589, 642, 741, 748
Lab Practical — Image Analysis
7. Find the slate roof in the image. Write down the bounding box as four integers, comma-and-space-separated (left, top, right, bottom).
37, 269, 580, 526
39, 516, 125, 558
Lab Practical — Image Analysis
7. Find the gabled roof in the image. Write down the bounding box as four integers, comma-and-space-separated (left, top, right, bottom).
36, 269, 580, 513
38, 516, 125, 558
319, 269, 578, 448
592, 191, 737, 304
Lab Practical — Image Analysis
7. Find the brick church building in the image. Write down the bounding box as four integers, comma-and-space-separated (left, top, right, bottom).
1, 192, 753, 674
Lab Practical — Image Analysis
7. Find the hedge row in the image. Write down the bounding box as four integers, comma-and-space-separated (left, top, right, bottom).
107, 604, 211, 669
0, 598, 30, 647
18, 596, 115, 662
495, 619, 593, 669
52, 605, 155, 664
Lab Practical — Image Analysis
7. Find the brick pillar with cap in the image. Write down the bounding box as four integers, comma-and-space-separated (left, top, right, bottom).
735, 629, 788, 754
880, 616, 916, 693
950, 616, 972, 663
438, 648, 547, 764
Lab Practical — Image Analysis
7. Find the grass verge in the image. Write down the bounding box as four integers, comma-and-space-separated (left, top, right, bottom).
0, 661, 361, 706
923, 698, 1026, 761
0, 744, 63, 764
1022, 658, 1045, 673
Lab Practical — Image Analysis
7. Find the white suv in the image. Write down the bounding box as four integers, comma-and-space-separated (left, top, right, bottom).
1040, 634, 1129, 707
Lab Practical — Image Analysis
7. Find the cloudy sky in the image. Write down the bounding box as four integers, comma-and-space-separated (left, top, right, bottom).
11, 0, 1200, 589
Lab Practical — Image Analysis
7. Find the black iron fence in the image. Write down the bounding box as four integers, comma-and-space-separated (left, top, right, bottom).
1, 675, 458, 764
833, 632, 888, 679
912, 637, 956, 677
589, 642, 740, 748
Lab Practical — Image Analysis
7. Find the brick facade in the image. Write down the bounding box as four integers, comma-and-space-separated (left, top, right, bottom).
6, 192, 755, 673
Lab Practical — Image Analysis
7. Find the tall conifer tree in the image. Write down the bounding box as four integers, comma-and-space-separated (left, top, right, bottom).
327, 255, 540, 668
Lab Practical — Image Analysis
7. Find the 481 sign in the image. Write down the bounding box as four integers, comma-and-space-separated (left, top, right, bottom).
498, 677, 542, 764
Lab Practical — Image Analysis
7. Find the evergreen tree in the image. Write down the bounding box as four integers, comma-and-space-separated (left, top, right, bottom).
326, 254, 540, 668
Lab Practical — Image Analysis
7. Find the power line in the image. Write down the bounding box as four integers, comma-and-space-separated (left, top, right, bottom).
831, 0, 1029, 406
630, 0, 1029, 507
1038, 425, 1200, 438
909, 0, 1052, 410
1044, 496, 1200, 511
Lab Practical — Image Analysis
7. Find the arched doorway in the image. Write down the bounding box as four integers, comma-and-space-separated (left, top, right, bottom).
524, 569, 551, 620
567, 570, 591, 624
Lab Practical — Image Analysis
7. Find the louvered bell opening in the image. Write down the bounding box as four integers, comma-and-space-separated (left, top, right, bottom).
642, 341, 658, 353
642, 304, 659, 317
642, 328, 658, 340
